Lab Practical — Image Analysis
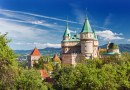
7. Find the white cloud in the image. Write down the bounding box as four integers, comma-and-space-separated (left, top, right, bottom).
127, 39, 130, 42
0, 19, 57, 44
96, 30, 124, 40
0, 9, 79, 24
69, 30, 77, 33
54, 23, 57, 24
70, 4, 85, 24
104, 14, 112, 26
15, 42, 61, 48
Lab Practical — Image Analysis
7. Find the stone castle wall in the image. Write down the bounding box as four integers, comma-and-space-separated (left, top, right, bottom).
62, 53, 81, 65
108, 49, 119, 53
27, 55, 41, 68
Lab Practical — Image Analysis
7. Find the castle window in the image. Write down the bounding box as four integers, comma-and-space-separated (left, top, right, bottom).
85, 50, 87, 52
73, 51, 74, 53
70, 49, 71, 50
85, 45, 87, 47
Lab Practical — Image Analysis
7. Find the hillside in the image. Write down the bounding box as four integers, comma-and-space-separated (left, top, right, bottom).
15, 44, 130, 59
15, 48, 62, 59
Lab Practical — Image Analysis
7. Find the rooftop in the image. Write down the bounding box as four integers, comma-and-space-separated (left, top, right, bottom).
30, 47, 41, 55
37, 70, 50, 78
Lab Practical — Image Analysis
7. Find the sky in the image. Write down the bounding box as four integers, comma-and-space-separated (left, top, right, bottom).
0, 0, 130, 50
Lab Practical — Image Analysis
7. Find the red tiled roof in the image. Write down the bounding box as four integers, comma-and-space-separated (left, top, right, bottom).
30, 47, 41, 55
44, 77, 54, 84
37, 70, 50, 78
53, 53, 61, 62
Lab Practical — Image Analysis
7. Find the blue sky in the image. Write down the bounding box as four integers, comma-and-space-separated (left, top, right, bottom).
0, 0, 130, 50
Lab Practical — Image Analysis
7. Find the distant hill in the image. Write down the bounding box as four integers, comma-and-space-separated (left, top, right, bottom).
15, 44, 130, 59
15, 47, 62, 58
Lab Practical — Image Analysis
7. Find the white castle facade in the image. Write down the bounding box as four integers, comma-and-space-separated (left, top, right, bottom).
61, 13, 99, 65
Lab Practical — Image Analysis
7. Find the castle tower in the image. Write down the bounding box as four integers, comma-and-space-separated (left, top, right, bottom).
80, 9, 94, 59
93, 28, 99, 57
61, 19, 71, 54
27, 47, 42, 68
63, 18, 71, 41
53, 53, 61, 65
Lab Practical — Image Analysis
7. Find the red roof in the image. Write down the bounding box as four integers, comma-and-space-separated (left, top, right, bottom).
37, 70, 50, 78
30, 47, 41, 55
44, 77, 54, 84
53, 53, 61, 62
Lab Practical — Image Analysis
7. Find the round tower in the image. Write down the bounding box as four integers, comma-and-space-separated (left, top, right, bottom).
61, 19, 71, 54
80, 9, 94, 59
63, 17, 71, 41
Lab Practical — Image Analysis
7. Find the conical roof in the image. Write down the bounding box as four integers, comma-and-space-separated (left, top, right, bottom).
63, 22, 71, 37
30, 47, 41, 55
94, 28, 98, 40
81, 17, 93, 33
53, 53, 61, 62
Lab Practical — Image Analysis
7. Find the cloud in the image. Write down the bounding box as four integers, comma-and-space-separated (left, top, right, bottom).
127, 39, 130, 42
104, 14, 112, 26
96, 30, 124, 40
69, 30, 77, 33
0, 9, 79, 24
15, 42, 61, 49
70, 4, 85, 24
0, 19, 59, 44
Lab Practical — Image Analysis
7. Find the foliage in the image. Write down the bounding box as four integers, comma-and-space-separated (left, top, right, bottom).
52, 63, 62, 78
53, 56, 130, 90
0, 32, 19, 89
18, 60, 28, 69
33, 56, 54, 70
99, 51, 106, 57
43, 55, 52, 63
16, 68, 48, 90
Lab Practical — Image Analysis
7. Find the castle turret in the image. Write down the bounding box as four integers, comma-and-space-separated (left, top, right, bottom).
63, 19, 71, 40
93, 28, 99, 57
80, 9, 94, 59
27, 47, 42, 68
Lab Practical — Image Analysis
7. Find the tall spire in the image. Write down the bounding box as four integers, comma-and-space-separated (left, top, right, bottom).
94, 26, 98, 40
86, 8, 87, 19
81, 8, 92, 33
63, 16, 71, 37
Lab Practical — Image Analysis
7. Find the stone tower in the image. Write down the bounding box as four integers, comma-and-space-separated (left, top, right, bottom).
80, 11, 94, 59
63, 19, 71, 41
27, 47, 42, 68
61, 9, 99, 65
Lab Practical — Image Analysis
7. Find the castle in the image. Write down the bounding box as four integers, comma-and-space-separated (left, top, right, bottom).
61, 12, 99, 65
103, 42, 121, 58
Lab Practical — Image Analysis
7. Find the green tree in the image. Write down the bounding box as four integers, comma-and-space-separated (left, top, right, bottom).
16, 68, 48, 90
18, 60, 28, 69
53, 57, 130, 90
0, 32, 18, 89
43, 56, 52, 63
